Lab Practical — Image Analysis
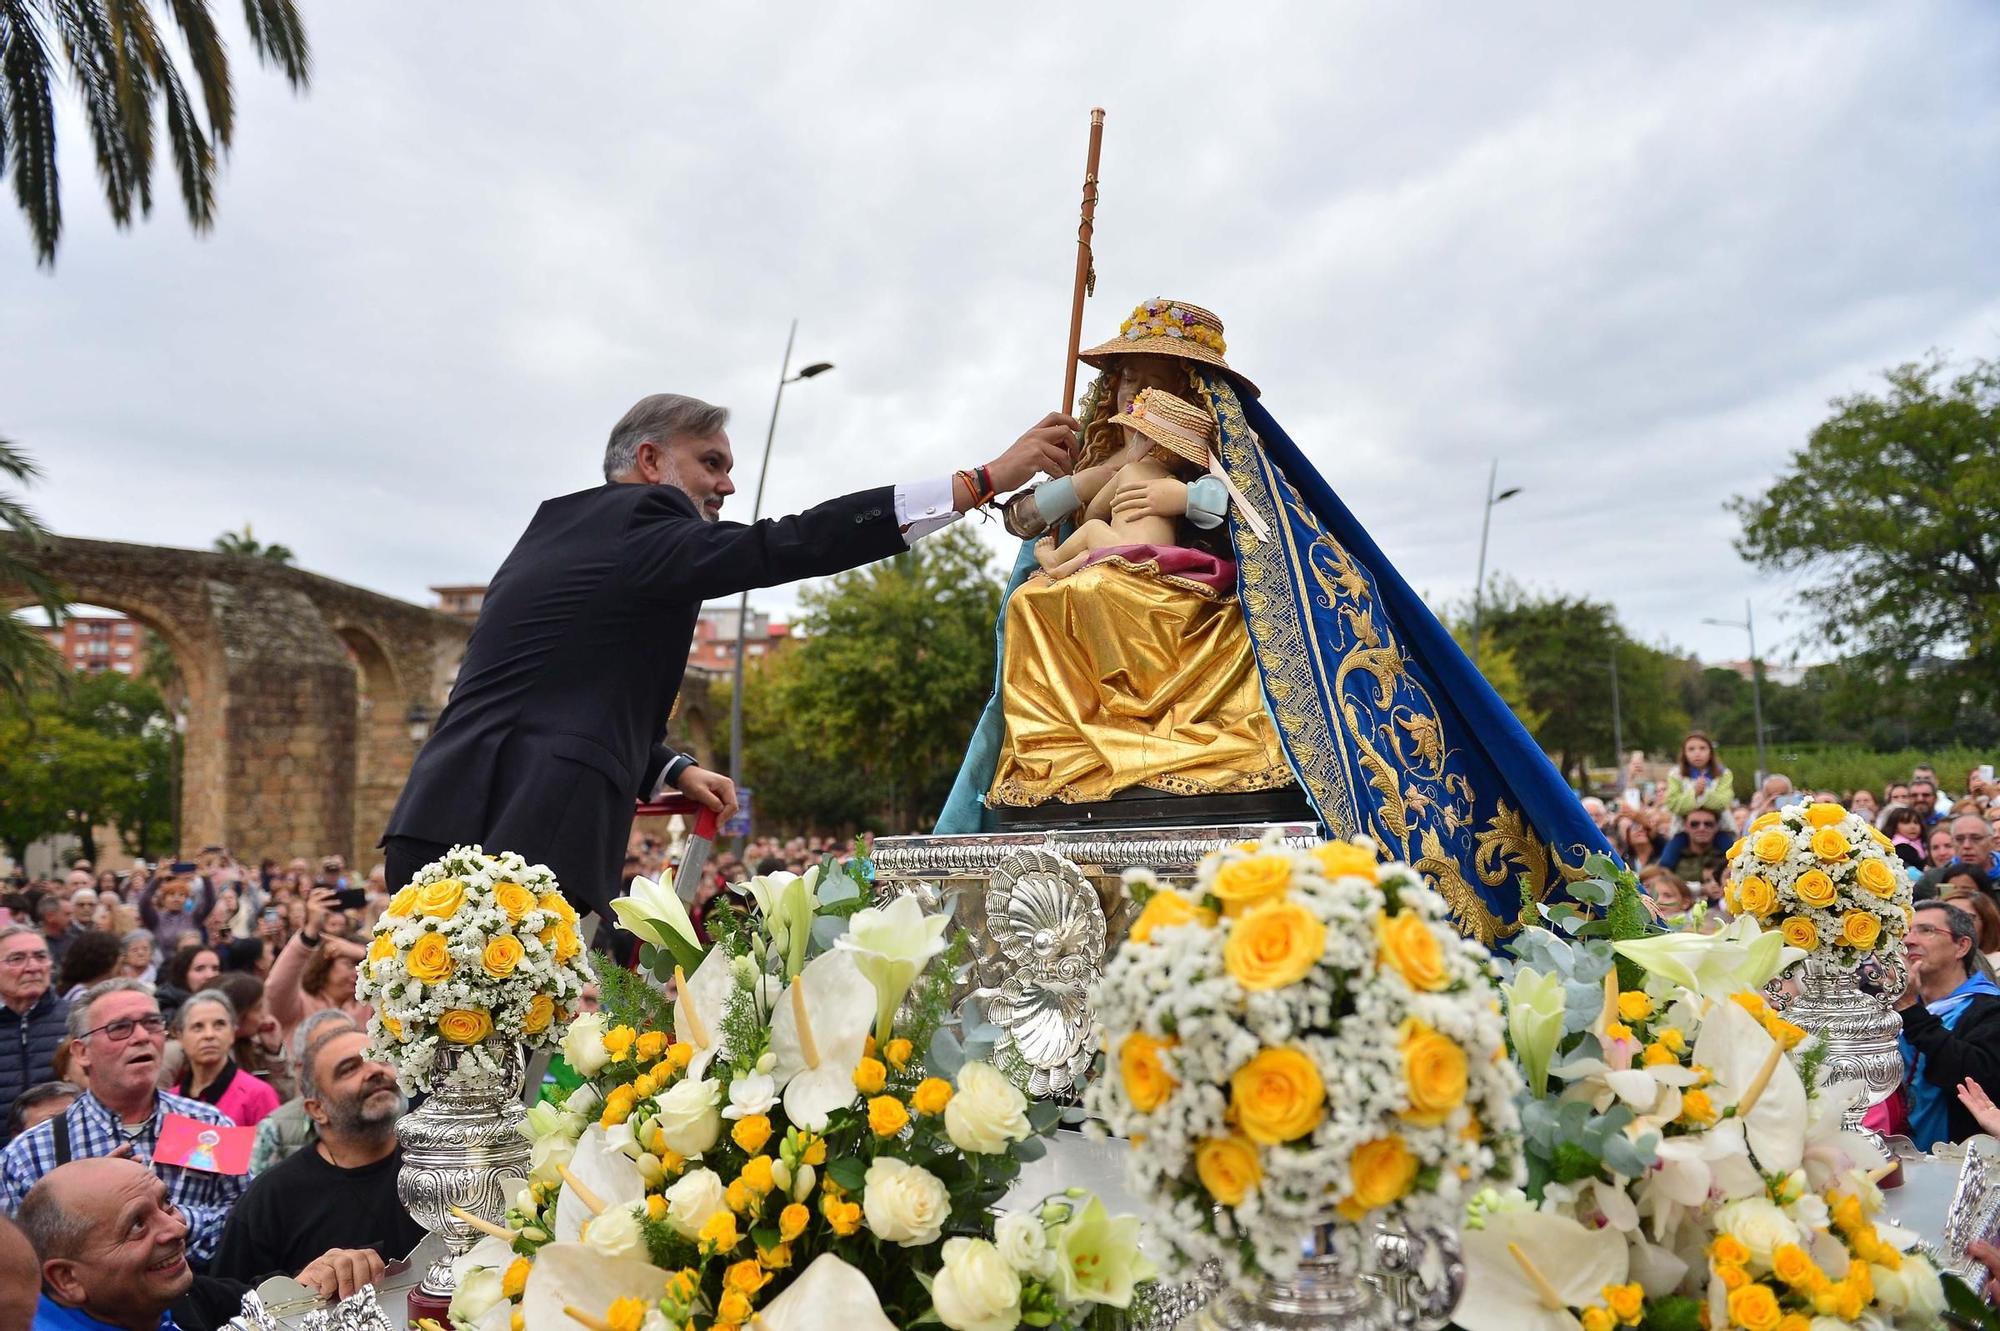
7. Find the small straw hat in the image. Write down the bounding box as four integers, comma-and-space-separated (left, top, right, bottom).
1079, 298, 1259, 398
1114, 388, 1215, 468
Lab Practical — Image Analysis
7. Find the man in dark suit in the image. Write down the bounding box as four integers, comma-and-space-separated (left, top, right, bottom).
382, 392, 1074, 921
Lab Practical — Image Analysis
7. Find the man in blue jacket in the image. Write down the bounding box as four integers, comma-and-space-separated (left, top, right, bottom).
0, 926, 65, 1137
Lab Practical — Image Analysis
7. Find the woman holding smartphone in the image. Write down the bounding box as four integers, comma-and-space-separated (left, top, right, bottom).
1665, 731, 1735, 832
265, 885, 370, 1049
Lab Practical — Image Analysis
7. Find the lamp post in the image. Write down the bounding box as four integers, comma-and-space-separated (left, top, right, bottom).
1703, 599, 1767, 786
727, 319, 834, 788
405, 702, 433, 747
1469, 459, 1523, 670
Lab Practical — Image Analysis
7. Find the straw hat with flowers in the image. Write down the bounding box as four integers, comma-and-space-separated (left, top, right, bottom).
1080, 298, 1259, 398
1115, 388, 1214, 470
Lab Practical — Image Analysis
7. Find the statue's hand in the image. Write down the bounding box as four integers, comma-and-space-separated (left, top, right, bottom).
1110, 476, 1189, 523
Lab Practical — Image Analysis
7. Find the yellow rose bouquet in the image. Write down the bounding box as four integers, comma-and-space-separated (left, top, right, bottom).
1084, 833, 1523, 1297
1723, 802, 1911, 969
357, 844, 596, 1093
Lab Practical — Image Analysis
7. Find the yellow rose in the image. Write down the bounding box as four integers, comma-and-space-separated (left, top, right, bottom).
541, 921, 581, 962
1771, 1244, 1815, 1287
1840, 911, 1881, 950
1230, 1046, 1325, 1144
1753, 831, 1793, 864
1311, 840, 1379, 881
1727, 1283, 1782, 1331
1866, 825, 1894, 850
1399, 1021, 1468, 1127
1727, 837, 1749, 861
406, 932, 453, 983
416, 878, 466, 918
367, 932, 395, 966
866, 1095, 911, 1137
481, 935, 526, 978
1602, 1283, 1644, 1323
1805, 803, 1848, 829
539, 891, 578, 925
1779, 916, 1819, 951
1376, 909, 1449, 991
1855, 857, 1898, 899
1210, 853, 1294, 917
1750, 812, 1782, 832
1736, 875, 1777, 917
1119, 1033, 1178, 1112
438, 1007, 494, 1045
1337, 1135, 1417, 1219
380, 1013, 404, 1040
910, 1078, 953, 1116
1810, 827, 1852, 862
1194, 1135, 1262, 1206
1224, 899, 1326, 991
387, 886, 420, 917
733, 1113, 773, 1154
493, 880, 535, 922
852, 1056, 887, 1095
522, 993, 555, 1034
1129, 889, 1213, 943
1792, 869, 1836, 909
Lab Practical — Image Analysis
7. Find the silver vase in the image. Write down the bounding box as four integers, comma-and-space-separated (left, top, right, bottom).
395, 1041, 531, 1301
1776, 952, 1905, 1133
1200, 1217, 1442, 1331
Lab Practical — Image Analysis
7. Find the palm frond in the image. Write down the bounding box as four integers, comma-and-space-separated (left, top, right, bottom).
0, 436, 42, 486
102, 0, 162, 223
0, 613, 66, 712
239, 0, 306, 87
152, 43, 214, 231
162, 0, 230, 147
44, 0, 143, 225
0, 0, 62, 264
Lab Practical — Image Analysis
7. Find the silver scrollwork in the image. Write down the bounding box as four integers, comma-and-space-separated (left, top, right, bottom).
976, 849, 1107, 1098
1777, 954, 1905, 1135
1940, 1138, 2000, 1290
395, 1043, 531, 1301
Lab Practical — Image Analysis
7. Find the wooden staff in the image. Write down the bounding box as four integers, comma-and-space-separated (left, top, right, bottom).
1061, 108, 1106, 417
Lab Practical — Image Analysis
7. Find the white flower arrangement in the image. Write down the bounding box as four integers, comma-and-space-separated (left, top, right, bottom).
356, 844, 596, 1092
1723, 802, 1911, 966
1084, 833, 1523, 1297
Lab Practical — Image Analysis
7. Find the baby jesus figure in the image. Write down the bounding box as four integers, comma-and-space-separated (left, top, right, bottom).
1034, 387, 1217, 579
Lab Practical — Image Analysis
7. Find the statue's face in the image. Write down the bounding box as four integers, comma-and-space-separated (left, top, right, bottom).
1112, 355, 1188, 415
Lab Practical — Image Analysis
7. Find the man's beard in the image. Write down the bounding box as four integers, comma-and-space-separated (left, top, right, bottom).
325, 1079, 405, 1137
656, 459, 721, 522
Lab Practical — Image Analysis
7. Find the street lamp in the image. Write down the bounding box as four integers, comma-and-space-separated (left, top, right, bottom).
1703, 599, 1767, 786
405, 702, 433, 747
1469, 459, 1523, 670
727, 320, 834, 789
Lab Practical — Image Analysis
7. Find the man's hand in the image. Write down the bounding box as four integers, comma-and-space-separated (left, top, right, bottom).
296, 1247, 386, 1301
676, 766, 739, 825
303, 886, 337, 937
1110, 476, 1190, 524
981, 413, 1080, 496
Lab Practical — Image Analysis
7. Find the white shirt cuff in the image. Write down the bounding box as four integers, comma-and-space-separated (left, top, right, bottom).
895, 476, 962, 546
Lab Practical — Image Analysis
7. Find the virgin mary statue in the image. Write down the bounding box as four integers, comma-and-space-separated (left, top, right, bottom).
937, 298, 1614, 945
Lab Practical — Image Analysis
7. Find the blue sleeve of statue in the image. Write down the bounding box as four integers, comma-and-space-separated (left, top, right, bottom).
1033, 476, 1081, 524
1185, 475, 1229, 529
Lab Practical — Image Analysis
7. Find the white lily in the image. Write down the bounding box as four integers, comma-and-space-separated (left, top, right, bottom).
1689, 995, 1807, 1174
519, 1242, 681, 1331
1502, 966, 1567, 1097
744, 866, 821, 977
756, 1253, 898, 1331
835, 893, 949, 1044
673, 947, 735, 1082
769, 948, 877, 1130
552, 1125, 647, 1245
1458, 1210, 1628, 1331
1612, 918, 1805, 1000
607, 873, 702, 958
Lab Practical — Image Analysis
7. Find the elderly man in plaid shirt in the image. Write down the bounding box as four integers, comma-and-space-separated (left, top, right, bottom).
0, 979, 243, 1265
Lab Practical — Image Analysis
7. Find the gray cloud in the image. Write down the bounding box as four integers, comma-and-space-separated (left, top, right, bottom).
5, 1, 1996, 667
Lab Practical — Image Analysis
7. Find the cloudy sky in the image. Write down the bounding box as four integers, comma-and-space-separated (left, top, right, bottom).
7, 2, 1997, 665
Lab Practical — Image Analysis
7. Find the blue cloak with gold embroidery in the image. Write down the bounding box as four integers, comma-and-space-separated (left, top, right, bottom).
938, 370, 1615, 944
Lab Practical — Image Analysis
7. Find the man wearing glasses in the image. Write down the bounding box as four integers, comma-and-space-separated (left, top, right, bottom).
0, 979, 243, 1265
0, 924, 68, 1132
1660, 810, 1727, 893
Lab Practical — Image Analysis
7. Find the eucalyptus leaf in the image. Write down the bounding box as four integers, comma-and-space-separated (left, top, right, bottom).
1027, 1100, 1062, 1132
929, 1027, 966, 1081
816, 870, 862, 907
1014, 1136, 1047, 1162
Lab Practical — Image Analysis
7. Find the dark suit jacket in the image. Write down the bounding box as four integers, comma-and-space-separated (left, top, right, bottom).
1901, 990, 2000, 1144
384, 480, 905, 916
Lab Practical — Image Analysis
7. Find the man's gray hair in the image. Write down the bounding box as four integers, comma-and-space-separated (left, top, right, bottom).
298, 1022, 363, 1104
603, 394, 729, 482
0, 922, 41, 949
172, 988, 237, 1033
66, 978, 157, 1039
121, 929, 152, 950
17, 1176, 91, 1261
1924, 899, 1983, 968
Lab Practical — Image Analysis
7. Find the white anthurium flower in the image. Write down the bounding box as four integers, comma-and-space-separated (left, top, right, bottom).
723, 1071, 779, 1120
519, 1243, 679, 1331
608, 874, 701, 954
1612, 919, 1806, 1000
756, 1253, 898, 1331
1690, 997, 1807, 1174
769, 948, 876, 1131
1626, 1234, 1689, 1300
835, 893, 950, 1044
1458, 1210, 1628, 1331
448, 1234, 515, 1292
553, 1125, 647, 1245
674, 947, 736, 1081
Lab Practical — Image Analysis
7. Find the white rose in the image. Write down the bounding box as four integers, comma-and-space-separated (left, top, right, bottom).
561, 1012, 610, 1077
652, 1076, 722, 1157
527, 1132, 575, 1188
862, 1156, 950, 1248
945, 1062, 1031, 1154
932, 1237, 1022, 1331
994, 1210, 1055, 1279
1713, 1197, 1798, 1266
583, 1201, 646, 1260
1902, 1252, 1946, 1318
448, 1266, 505, 1325
662, 1167, 729, 1239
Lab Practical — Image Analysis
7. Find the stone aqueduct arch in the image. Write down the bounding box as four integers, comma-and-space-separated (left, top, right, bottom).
14, 537, 470, 868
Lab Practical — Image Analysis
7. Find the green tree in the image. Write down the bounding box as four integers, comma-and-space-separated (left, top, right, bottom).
0, 671, 174, 863
213, 523, 294, 563
729, 526, 1004, 833
0, 437, 64, 706
2, 0, 310, 265
1731, 353, 2000, 712
1447, 622, 1548, 737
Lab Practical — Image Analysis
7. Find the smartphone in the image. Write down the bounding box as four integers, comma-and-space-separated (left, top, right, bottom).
1981, 764, 1995, 785
333, 887, 368, 911
170, 860, 198, 876
1622, 789, 1641, 809
261, 907, 280, 924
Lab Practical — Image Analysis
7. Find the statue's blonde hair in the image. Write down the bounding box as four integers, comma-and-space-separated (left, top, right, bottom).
1073, 361, 1208, 472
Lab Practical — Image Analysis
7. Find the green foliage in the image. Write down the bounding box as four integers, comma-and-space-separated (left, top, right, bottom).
726, 524, 1005, 833
0, 670, 175, 862
212, 523, 295, 563
1637, 1295, 1705, 1331
0, 439, 65, 707
1731, 353, 2000, 716
4, 1, 311, 265
1449, 622, 1548, 735
596, 962, 673, 1035
1760, 742, 1994, 800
